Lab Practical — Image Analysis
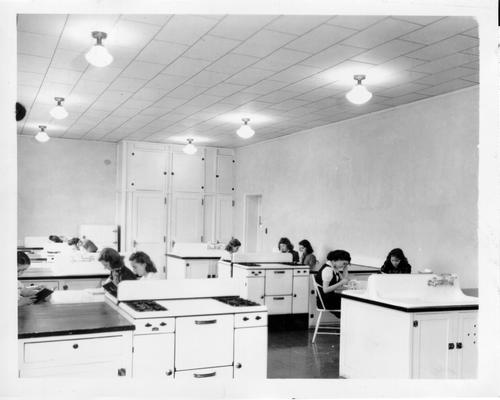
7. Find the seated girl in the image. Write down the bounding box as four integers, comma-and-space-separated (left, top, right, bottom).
278, 237, 299, 264
380, 248, 412, 274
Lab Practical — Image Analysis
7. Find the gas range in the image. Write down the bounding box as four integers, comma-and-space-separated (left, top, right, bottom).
213, 296, 260, 307
123, 300, 167, 312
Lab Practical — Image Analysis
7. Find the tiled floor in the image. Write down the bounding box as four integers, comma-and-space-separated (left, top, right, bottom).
267, 329, 340, 379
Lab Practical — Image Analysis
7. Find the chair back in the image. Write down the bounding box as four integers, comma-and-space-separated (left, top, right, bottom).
311, 275, 327, 310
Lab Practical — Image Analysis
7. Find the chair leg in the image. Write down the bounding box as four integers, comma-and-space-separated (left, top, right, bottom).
312, 310, 322, 343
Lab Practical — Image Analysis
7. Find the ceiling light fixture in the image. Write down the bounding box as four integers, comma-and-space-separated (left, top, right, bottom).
50, 97, 68, 120
183, 138, 197, 155
236, 118, 255, 139
35, 125, 50, 143
346, 74, 372, 105
85, 31, 113, 67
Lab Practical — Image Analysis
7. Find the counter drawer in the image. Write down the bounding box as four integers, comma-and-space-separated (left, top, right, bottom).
24, 335, 126, 364
22, 280, 59, 290
59, 278, 104, 291
175, 365, 233, 380
134, 317, 175, 334
265, 269, 293, 295
264, 295, 292, 315
234, 312, 267, 328
293, 269, 309, 276
247, 269, 265, 277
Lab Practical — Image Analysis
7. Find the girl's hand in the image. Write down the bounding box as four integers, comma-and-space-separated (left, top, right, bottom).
18, 296, 36, 306
20, 287, 39, 297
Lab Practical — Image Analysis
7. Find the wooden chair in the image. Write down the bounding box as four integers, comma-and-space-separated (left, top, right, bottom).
311, 275, 341, 343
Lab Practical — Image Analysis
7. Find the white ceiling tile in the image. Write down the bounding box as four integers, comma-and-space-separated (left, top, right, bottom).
98, 115, 129, 127
317, 60, 379, 87
391, 16, 444, 26
18, 31, 59, 58
18, 71, 44, 87
461, 46, 479, 56
415, 67, 475, 86
404, 35, 477, 61
45, 68, 82, 85
109, 107, 142, 117
371, 56, 426, 74
18, 85, 39, 104
88, 98, 119, 111
251, 48, 311, 71
132, 87, 167, 102
161, 57, 211, 77
400, 16, 477, 45
109, 77, 148, 92
373, 70, 428, 87
266, 15, 330, 35
155, 15, 218, 45
183, 35, 240, 61
284, 75, 332, 93
183, 94, 222, 108
36, 82, 74, 104
154, 96, 187, 110
204, 83, 247, 97
219, 92, 260, 106
462, 27, 478, 38
243, 79, 290, 95
270, 64, 322, 83
381, 92, 429, 106
206, 53, 259, 74
107, 20, 161, 49
81, 108, 110, 120
95, 90, 133, 105
159, 112, 186, 123
293, 85, 339, 102
145, 74, 186, 91
285, 24, 357, 54
18, 14, 68, 36
136, 40, 188, 65
256, 90, 296, 103
106, 45, 140, 69
225, 67, 276, 86
379, 82, 431, 97
416, 79, 477, 96
138, 107, 167, 117
186, 70, 229, 88
461, 72, 479, 83
72, 79, 109, 95
462, 60, 479, 70
82, 66, 122, 82
168, 84, 207, 100
270, 98, 308, 111
352, 39, 424, 64
342, 17, 421, 49
326, 15, 385, 30
301, 44, 365, 69
51, 48, 88, 71
121, 14, 171, 26
410, 53, 477, 74
234, 29, 296, 58
121, 61, 165, 80
120, 98, 154, 110
210, 15, 276, 40
18, 54, 51, 74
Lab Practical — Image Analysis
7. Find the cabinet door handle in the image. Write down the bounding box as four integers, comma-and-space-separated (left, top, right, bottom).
195, 319, 217, 325
165, 369, 173, 376
145, 323, 152, 327
194, 371, 216, 378
273, 297, 285, 300
117, 368, 126, 376
448, 343, 455, 350
72, 344, 79, 349
274, 271, 285, 274
456, 342, 463, 349
293, 294, 297, 297
63, 285, 68, 290
235, 363, 242, 369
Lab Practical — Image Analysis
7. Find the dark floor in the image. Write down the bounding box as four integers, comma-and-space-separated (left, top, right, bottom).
267, 328, 340, 379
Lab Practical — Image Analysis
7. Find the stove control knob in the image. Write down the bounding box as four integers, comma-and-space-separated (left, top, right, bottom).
160, 322, 167, 326
235, 363, 242, 369
145, 323, 152, 327
243, 317, 249, 321
256, 316, 262, 320
166, 370, 173, 376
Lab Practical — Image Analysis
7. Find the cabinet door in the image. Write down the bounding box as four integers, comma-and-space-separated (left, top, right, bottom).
186, 260, 211, 279
129, 191, 167, 272
171, 193, 203, 245
234, 326, 267, 379
127, 147, 167, 191
216, 195, 233, 244
175, 315, 234, 370
204, 147, 217, 193
171, 152, 204, 192
132, 333, 174, 378
246, 277, 265, 304
203, 194, 216, 243
292, 276, 309, 314
216, 155, 234, 194
411, 313, 458, 378
456, 311, 478, 378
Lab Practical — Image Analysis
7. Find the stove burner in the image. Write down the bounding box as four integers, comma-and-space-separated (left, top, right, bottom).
125, 300, 167, 312
213, 296, 260, 307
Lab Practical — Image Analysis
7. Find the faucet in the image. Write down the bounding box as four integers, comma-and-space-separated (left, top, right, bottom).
427, 273, 457, 287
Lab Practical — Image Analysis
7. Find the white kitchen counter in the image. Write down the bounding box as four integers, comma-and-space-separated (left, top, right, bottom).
234, 262, 302, 270
20, 261, 108, 279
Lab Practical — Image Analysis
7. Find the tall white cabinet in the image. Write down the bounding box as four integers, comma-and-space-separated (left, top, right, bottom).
116, 141, 235, 273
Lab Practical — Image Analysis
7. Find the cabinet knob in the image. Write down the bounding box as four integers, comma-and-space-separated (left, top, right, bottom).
63, 285, 68, 290
235, 363, 242, 369
243, 317, 249, 321
256, 316, 261, 320
448, 343, 455, 350
117, 368, 126, 376
72, 344, 79, 349
131, 182, 135, 186
216, 174, 219, 178
163, 171, 167, 175
293, 294, 297, 297
165, 369, 173, 376
145, 323, 152, 327
201, 186, 204, 189
171, 172, 174, 175
160, 322, 167, 326
456, 342, 463, 349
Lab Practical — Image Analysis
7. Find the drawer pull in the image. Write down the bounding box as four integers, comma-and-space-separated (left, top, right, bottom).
243, 317, 249, 321
456, 342, 463, 349
235, 363, 242, 369
255, 316, 262, 320
194, 371, 216, 378
72, 344, 79, 349
448, 343, 455, 350
117, 368, 126, 376
273, 297, 285, 300
165, 369, 173, 376
145, 323, 152, 327
274, 271, 285, 274
195, 319, 217, 325
152, 327, 159, 331
160, 322, 167, 326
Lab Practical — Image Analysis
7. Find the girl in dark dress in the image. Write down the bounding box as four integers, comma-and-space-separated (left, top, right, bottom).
298, 239, 317, 269
98, 247, 137, 285
278, 237, 299, 264
315, 250, 351, 318
380, 248, 412, 274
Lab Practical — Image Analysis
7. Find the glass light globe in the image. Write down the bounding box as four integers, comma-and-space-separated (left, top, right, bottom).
346, 84, 372, 105
236, 123, 255, 139
35, 131, 50, 143
85, 44, 113, 67
50, 104, 68, 120
183, 141, 197, 155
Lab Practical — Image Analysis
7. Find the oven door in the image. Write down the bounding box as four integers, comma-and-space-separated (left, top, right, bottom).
265, 269, 293, 295
175, 314, 234, 370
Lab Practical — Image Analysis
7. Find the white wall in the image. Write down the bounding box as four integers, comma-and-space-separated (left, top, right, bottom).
234, 87, 479, 288
18, 136, 117, 244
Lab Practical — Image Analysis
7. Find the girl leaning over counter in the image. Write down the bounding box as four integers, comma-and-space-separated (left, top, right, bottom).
98, 248, 138, 285
129, 251, 159, 280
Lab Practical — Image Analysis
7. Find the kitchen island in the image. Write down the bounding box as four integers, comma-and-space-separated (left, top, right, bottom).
339, 274, 478, 379
18, 302, 134, 378
166, 243, 226, 279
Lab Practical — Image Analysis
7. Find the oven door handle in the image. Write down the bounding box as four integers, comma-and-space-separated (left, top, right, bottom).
193, 371, 216, 378
195, 319, 217, 325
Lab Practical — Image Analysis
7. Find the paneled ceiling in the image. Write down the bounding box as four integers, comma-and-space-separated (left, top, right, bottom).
17, 14, 479, 147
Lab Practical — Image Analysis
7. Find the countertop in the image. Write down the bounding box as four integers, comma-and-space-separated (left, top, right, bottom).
18, 302, 135, 339
233, 262, 308, 270
166, 250, 226, 259
19, 261, 109, 280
